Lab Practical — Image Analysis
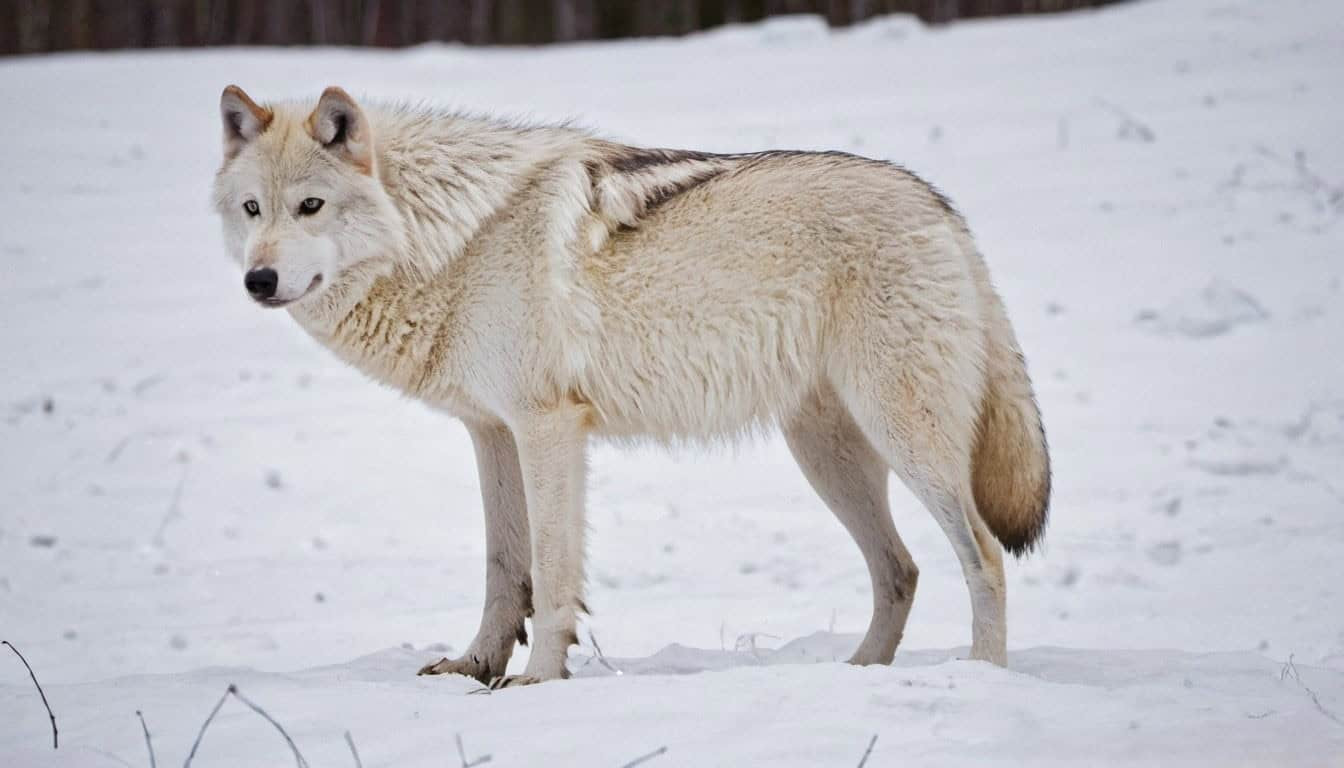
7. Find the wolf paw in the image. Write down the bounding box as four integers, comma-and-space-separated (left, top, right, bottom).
488, 674, 542, 689
417, 655, 499, 684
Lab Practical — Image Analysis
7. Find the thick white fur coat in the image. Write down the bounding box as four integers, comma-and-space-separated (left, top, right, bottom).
212, 87, 1050, 685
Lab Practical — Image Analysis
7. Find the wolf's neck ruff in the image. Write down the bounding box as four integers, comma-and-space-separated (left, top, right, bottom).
289, 108, 765, 405
290, 109, 743, 332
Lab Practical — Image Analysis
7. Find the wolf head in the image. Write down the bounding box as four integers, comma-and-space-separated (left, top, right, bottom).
212, 86, 403, 309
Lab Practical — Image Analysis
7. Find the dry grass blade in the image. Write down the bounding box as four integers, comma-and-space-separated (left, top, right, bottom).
344, 730, 363, 768
136, 710, 157, 768
182, 684, 309, 766
2, 640, 58, 749
586, 627, 622, 675
620, 745, 668, 767
456, 732, 492, 767
856, 734, 878, 767
1281, 655, 1344, 728
152, 464, 190, 547
182, 687, 231, 767
228, 685, 310, 767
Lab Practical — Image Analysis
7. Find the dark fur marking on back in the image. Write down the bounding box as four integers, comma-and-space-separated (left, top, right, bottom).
641, 167, 726, 215
600, 145, 964, 229
594, 146, 732, 225
606, 147, 717, 173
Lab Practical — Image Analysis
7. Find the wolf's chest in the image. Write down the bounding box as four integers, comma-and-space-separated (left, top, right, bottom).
299, 303, 488, 418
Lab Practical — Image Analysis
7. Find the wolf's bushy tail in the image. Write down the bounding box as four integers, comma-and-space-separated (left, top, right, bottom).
970, 275, 1051, 557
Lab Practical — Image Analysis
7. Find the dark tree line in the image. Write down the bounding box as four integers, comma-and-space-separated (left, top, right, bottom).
0, 0, 1128, 54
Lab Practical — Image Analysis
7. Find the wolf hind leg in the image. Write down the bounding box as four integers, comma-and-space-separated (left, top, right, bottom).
783, 385, 919, 666
837, 371, 1008, 666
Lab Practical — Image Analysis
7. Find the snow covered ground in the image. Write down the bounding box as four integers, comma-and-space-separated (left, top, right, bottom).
2, 0, 1343, 763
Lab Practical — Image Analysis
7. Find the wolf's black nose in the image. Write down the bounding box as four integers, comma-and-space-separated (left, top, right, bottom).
244, 268, 278, 300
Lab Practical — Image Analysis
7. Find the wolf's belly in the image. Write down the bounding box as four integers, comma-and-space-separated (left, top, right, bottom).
573, 318, 823, 443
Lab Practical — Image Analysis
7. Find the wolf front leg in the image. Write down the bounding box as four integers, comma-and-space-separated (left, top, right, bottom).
419, 423, 532, 683
493, 403, 590, 687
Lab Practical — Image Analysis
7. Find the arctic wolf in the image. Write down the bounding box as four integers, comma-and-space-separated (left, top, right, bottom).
212, 85, 1050, 687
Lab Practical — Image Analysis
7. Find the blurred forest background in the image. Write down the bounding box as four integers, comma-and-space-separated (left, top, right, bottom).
2, 0, 1126, 53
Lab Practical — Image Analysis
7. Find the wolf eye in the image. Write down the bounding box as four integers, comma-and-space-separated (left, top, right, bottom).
242, 200, 260, 217
298, 197, 325, 215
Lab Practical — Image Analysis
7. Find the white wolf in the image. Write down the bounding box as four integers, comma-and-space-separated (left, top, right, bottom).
212, 85, 1050, 687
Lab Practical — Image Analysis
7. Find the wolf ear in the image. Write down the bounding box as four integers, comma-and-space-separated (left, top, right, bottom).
220, 85, 272, 161
306, 86, 374, 174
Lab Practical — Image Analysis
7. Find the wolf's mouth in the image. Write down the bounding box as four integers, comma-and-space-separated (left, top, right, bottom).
259, 274, 324, 309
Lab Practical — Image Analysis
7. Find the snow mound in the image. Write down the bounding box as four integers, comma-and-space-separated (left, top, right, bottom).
3, 641, 1343, 766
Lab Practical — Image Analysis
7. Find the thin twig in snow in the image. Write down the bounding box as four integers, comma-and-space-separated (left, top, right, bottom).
586, 627, 622, 675
856, 734, 878, 767
136, 710, 157, 768
456, 732, 492, 767
2, 640, 57, 749
182, 687, 231, 767
183, 684, 309, 766
229, 685, 310, 767
619, 746, 668, 767
152, 464, 190, 548
344, 731, 363, 768
1280, 655, 1343, 728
